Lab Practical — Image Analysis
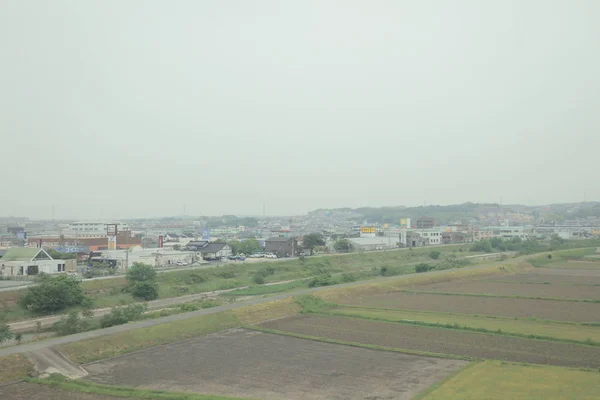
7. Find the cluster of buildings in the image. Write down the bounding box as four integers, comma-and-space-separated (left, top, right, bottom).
1, 208, 600, 278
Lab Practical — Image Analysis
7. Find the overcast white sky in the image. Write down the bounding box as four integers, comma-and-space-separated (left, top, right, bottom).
1, 1, 599, 219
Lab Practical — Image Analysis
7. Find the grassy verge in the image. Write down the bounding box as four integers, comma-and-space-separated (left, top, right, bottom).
420, 360, 600, 400
320, 307, 600, 346
24, 375, 253, 399
0, 354, 34, 384
316, 261, 531, 302
246, 325, 474, 361
58, 298, 300, 364
398, 289, 600, 303
221, 280, 308, 296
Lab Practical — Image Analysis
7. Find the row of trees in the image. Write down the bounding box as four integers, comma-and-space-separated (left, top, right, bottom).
226, 234, 351, 256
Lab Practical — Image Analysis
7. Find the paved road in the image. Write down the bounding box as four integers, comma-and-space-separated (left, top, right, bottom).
0, 256, 526, 358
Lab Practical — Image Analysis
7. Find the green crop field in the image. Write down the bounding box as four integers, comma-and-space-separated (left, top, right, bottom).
420, 361, 600, 400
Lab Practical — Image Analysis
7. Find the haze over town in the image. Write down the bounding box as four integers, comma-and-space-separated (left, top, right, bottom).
2, 1, 599, 219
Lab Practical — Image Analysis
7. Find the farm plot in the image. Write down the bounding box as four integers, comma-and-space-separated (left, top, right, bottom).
485, 268, 600, 285
409, 280, 600, 300
343, 292, 600, 322
85, 328, 466, 400
0, 382, 122, 400
260, 315, 600, 368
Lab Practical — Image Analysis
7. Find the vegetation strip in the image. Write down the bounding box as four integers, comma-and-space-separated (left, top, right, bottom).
316, 310, 600, 347
23, 375, 253, 400
245, 325, 475, 361
399, 289, 600, 303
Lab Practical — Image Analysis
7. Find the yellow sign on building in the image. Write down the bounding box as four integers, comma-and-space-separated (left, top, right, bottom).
360, 227, 377, 233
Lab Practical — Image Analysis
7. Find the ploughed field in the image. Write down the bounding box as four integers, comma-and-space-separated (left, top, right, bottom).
260, 315, 600, 368
84, 328, 466, 400
406, 280, 600, 300
342, 291, 600, 322
0, 382, 123, 400
485, 268, 600, 285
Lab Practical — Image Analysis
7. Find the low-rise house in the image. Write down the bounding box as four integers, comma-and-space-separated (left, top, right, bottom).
265, 237, 297, 258
0, 247, 75, 277
199, 243, 232, 260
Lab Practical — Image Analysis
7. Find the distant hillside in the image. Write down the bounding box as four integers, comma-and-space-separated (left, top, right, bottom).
316, 202, 600, 225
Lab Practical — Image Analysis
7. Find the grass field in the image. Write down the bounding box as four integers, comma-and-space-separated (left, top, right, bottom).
316, 260, 531, 302
0, 354, 34, 384
327, 307, 600, 344
0, 245, 476, 322
13, 378, 251, 400
420, 361, 600, 400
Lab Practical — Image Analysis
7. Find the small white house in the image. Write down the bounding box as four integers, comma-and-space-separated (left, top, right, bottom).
0, 248, 71, 277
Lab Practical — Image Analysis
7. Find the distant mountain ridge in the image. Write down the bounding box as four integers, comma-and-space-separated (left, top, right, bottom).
312, 202, 600, 225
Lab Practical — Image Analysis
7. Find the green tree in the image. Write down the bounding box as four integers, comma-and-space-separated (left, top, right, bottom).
46, 249, 77, 259
19, 275, 89, 314
126, 263, 159, 301
303, 233, 326, 255
429, 250, 441, 259
0, 321, 13, 344
228, 240, 243, 255
126, 263, 157, 282
333, 239, 352, 253
240, 238, 263, 255
470, 240, 493, 253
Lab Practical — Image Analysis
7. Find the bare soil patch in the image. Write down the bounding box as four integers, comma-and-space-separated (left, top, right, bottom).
411, 280, 600, 300
261, 315, 600, 368
84, 328, 466, 400
342, 292, 600, 322
0, 382, 122, 400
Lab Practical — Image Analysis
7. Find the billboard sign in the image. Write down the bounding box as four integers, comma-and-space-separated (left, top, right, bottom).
106, 224, 118, 236
55, 246, 89, 253
158, 235, 164, 248
202, 227, 210, 241
360, 227, 377, 234
107, 236, 117, 250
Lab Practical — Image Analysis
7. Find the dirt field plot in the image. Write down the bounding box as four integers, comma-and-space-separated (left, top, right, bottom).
261, 315, 600, 368
84, 328, 466, 400
486, 269, 600, 285
411, 280, 600, 300
0, 382, 122, 400
343, 292, 600, 322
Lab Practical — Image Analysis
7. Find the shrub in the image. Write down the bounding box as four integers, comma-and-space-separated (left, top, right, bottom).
415, 263, 434, 273
130, 281, 159, 301
341, 273, 357, 283
53, 311, 92, 336
252, 275, 265, 285
100, 303, 147, 328
307, 274, 337, 288
429, 250, 441, 260
214, 270, 236, 279
184, 272, 207, 284
19, 275, 89, 314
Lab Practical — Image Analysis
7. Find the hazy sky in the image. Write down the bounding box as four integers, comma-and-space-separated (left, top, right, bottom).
1, 1, 599, 219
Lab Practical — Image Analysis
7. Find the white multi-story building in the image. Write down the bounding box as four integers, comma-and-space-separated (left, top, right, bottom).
64, 221, 130, 238
399, 228, 445, 246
